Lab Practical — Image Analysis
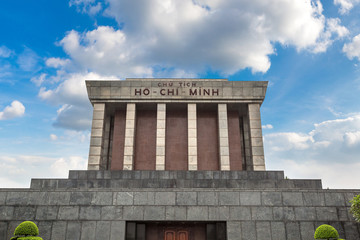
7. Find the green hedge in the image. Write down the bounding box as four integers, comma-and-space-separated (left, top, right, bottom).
350, 194, 360, 222
11, 221, 43, 240
314, 224, 339, 239
14, 221, 39, 236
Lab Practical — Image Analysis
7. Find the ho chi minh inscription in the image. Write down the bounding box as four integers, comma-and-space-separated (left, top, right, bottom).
133, 81, 221, 97
86, 79, 268, 101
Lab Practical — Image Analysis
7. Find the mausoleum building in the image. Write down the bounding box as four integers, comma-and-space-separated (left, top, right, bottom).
0, 78, 359, 240
86, 78, 267, 172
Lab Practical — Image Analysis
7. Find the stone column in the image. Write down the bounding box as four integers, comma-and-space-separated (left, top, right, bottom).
123, 103, 136, 170
101, 115, 111, 169
156, 104, 166, 170
248, 103, 265, 170
242, 116, 252, 170
218, 104, 230, 170
88, 103, 106, 170
188, 103, 197, 170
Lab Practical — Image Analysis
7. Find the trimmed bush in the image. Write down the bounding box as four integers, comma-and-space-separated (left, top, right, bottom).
350, 194, 360, 222
12, 221, 42, 240
314, 224, 339, 239
14, 221, 39, 236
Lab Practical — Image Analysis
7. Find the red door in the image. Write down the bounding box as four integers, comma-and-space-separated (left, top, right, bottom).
164, 230, 189, 240
177, 231, 188, 240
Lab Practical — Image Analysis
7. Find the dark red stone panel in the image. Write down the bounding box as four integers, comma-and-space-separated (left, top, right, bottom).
111, 110, 126, 170
165, 107, 188, 170
197, 108, 220, 170
134, 109, 157, 170
228, 111, 243, 170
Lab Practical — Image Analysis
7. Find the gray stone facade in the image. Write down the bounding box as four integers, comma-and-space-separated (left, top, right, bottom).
1, 79, 359, 239
0, 170, 359, 239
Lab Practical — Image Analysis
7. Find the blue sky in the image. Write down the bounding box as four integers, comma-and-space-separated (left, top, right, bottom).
1, 0, 360, 188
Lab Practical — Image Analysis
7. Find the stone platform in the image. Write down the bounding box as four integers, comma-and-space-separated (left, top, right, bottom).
30, 170, 322, 190
0, 171, 359, 240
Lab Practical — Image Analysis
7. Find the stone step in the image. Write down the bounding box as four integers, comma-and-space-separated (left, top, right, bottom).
68, 170, 285, 180
30, 178, 322, 190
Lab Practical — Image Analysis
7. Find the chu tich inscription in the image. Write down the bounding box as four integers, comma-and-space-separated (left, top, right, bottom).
133, 81, 220, 97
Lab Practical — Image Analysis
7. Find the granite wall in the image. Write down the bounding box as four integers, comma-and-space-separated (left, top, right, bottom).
0, 170, 359, 240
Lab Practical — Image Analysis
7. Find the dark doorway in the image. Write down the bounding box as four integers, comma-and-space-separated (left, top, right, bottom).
126, 222, 226, 240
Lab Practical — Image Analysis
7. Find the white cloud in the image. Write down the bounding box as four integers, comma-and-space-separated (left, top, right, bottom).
262, 124, 273, 129
264, 114, 360, 174
50, 156, 87, 177
39, 72, 116, 106
343, 34, 360, 61
56, 0, 343, 76
64, 130, 91, 143
70, 0, 102, 15
0, 156, 17, 163
268, 159, 360, 189
38, 72, 117, 130
60, 27, 154, 77
328, 107, 345, 117
265, 115, 360, 154
0, 63, 12, 80
18, 155, 57, 164
0, 100, 25, 120
0, 155, 87, 188
16, 47, 40, 71
310, 115, 360, 144
326, 18, 349, 38
0, 177, 28, 188
344, 131, 360, 146
88, 2, 102, 15
53, 104, 93, 131
31, 73, 47, 86
50, 134, 58, 141
265, 132, 313, 151
311, 18, 349, 53
0, 46, 12, 58
46, 58, 70, 68
33, 0, 348, 131
265, 114, 360, 188
334, 0, 360, 14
